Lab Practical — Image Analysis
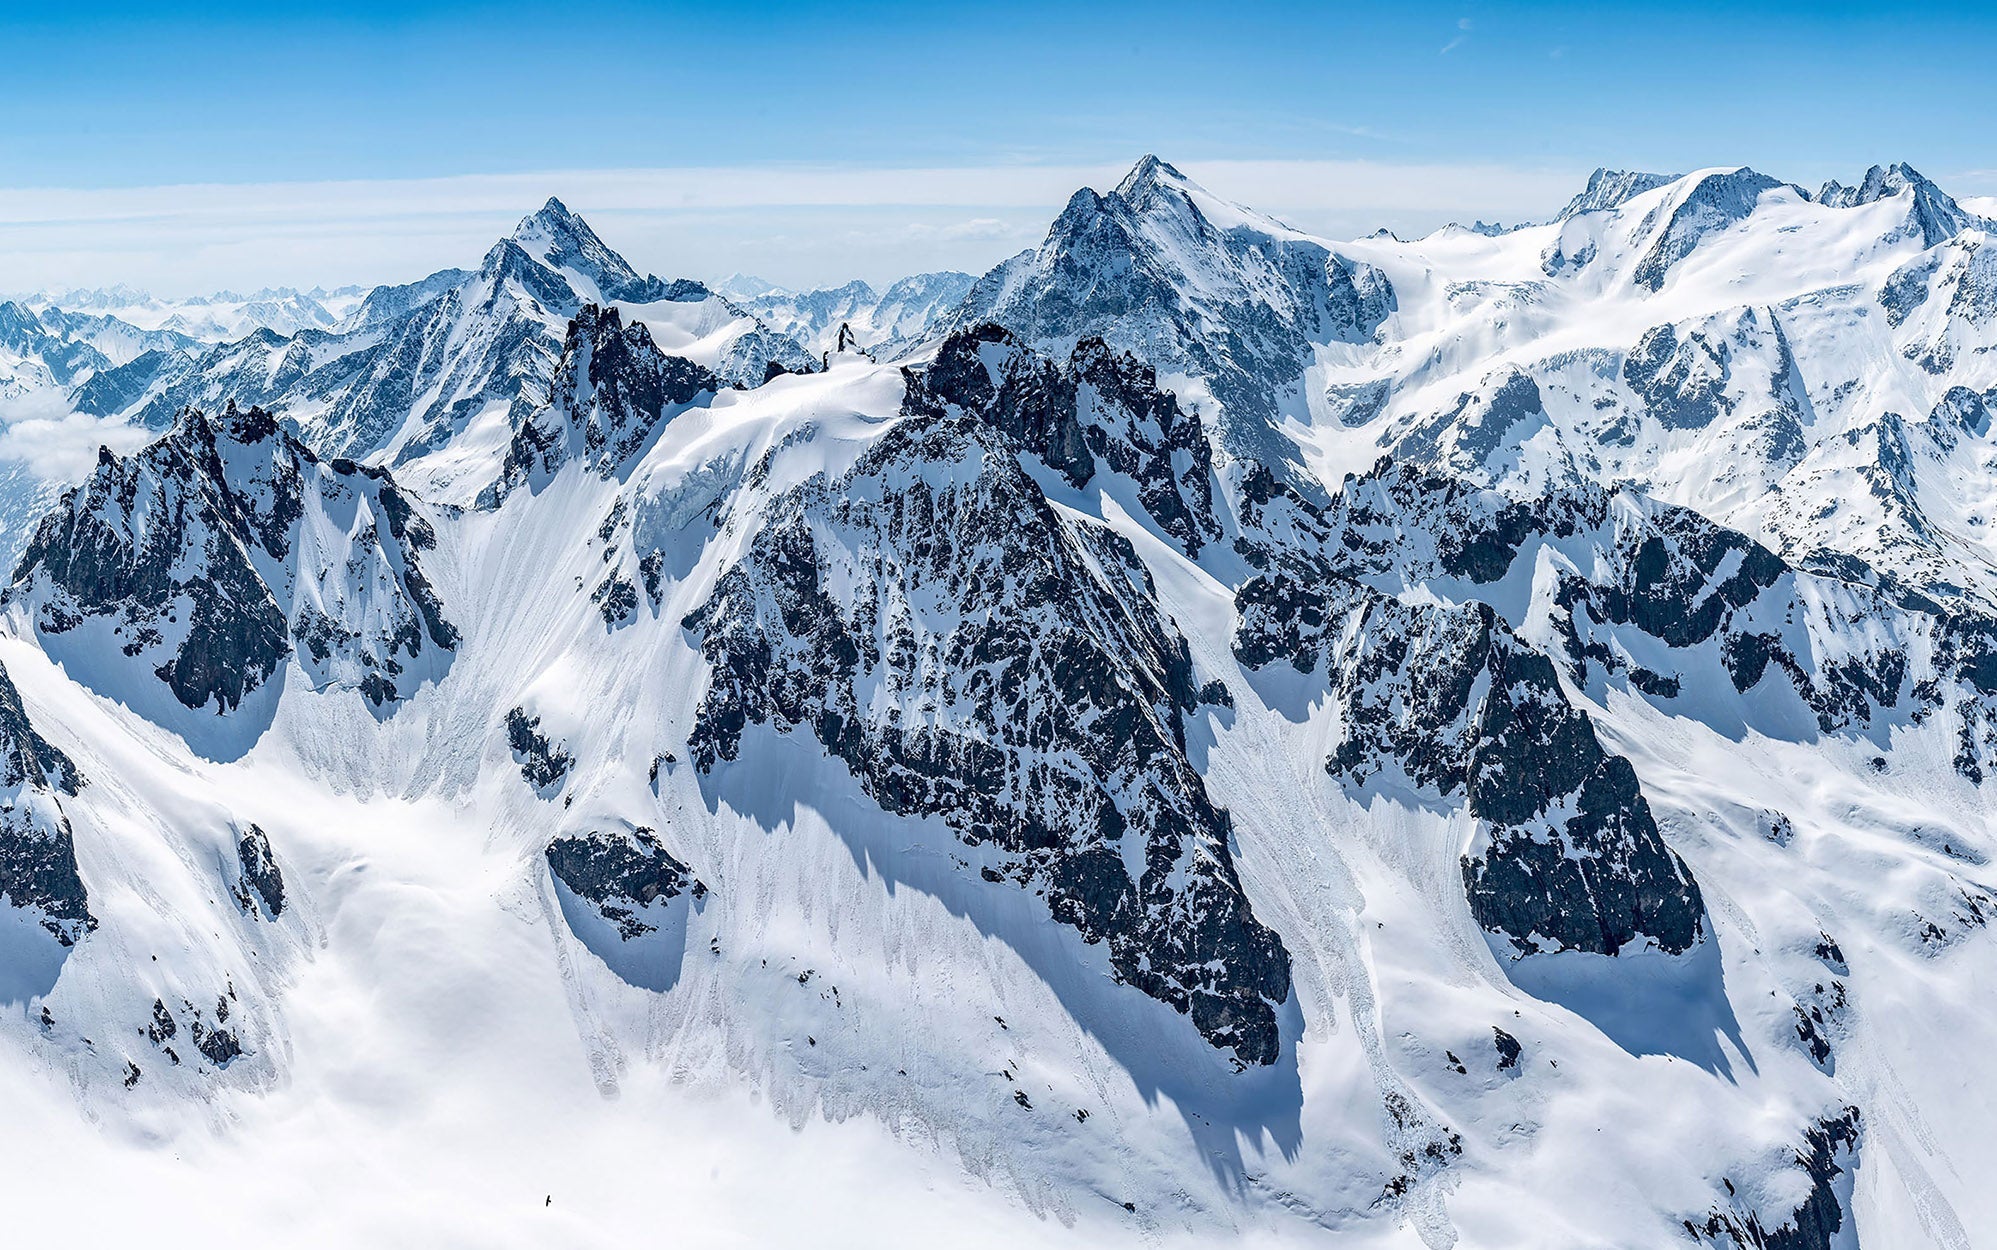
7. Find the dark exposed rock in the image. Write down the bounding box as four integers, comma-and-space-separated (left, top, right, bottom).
1557, 168, 1676, 220
948, 155, 1391, 484
488, 304, 718, 502
1238, 581, 1706, 958
1631, 169, 1786, 292
1819, 162, 1982, 248
505, 708, 572, 793
1621, 307, 1809, 466
235, 824, 284, 918
902, 324, 1221, 556
546, 826, 704, 940
1492, 1027, 1521, 1070
0, 658, 92, 944
1691, 1110, 1860, 1250
192, 1019, 243, 1067
9, 403, 455, 712
146, 998, 176, 1043
593, 570, 638, 627
1394, 367, 1547, 475
685, 411, 1290, 1064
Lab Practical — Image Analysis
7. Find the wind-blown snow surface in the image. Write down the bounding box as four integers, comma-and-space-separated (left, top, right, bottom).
3, 158, 1997, 1249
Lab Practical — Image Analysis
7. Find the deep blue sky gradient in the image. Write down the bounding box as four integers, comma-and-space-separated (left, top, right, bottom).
1, 1, 1990, 189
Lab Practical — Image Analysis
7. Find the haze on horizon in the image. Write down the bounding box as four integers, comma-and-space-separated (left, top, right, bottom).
1, 0, 1993, 293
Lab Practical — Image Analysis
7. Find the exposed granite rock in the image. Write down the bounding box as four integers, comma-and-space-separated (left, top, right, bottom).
1631, 169, 1786, 292
901, 323, 1221, 556
685, 411, 1290, 1064
946, 156, 1392, 482
1237, 579, 1706, 958
546, 826, 705, 940
1690, 1110, 1860, 1250
234, 824, 284, 918
1621, 307, 1809, 467
505, 708, 573, 793
488, 304, 718, 502
0, 658, 91, 945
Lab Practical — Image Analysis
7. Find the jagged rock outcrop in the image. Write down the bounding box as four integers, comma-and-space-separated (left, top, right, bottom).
715, 327, 816, 390
487, 304, 718, 501
0, 658, 91, 945
685, 411, 1291, 1064
1236, 575, 1706, 958
1818, 163, 1982, 248
546, 827, 705, 940
505, 708, 572, 793
1691, 1110, 1860, 1250
80, 200, 774, 466
234, 825, 284, 918
901, 323, 1220, 555
1620, 307, 1810, 467
1394, 367, 1551, 477
8, 403, 456, 712
1557, 168, 1677, 220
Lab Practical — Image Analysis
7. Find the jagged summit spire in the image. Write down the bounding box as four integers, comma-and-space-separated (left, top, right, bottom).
1817, 162, 1981, 247
512, 195, 595, 243
1113, 154, 1199, 209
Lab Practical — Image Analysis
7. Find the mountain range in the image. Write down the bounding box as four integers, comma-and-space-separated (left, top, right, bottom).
2, 155, 1995, 1249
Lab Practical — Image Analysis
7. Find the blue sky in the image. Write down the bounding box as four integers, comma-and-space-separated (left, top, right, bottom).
0, 1, 1991, 292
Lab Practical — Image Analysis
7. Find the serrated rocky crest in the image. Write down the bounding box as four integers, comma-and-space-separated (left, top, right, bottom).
684, 410, 1291, 1064
487, 304, 719, 502
8, 403, 456, 713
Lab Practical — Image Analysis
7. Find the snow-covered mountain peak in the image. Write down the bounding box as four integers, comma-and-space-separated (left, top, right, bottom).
1111, 152, 1191, 206
1557, 167, 1679, 219
507, 195, 705, 306
1818, 161, 1985, 247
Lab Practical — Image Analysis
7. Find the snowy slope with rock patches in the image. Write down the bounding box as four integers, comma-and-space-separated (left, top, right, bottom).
2, 156, 1997, 1250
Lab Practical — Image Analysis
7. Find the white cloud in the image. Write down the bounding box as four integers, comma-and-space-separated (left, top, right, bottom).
0, 158, 1587, 294
0, 391, 149, 482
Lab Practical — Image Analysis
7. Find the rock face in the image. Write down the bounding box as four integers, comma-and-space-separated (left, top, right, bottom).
1619, 307, 1810, 468
714, 327, 817, 390
1238, 578, 1707, 958
1556, 168, 1677, 219
1691, 1110, 1861, 1250
949, 155, 1393, 470
684, 411, 1291, 1064
234, 825, 284, 918
901, 323, 1221, 555
546, 827, 705, 940
505, 708, 572, 793
0, 658, 91, 945
489, 304, 719, 501
9, 403, 456, 712
77, 200, 792, 468
1818, 163, 1984, 248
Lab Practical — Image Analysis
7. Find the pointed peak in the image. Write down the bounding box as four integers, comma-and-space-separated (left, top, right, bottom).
1113, 154, 1197, 206
1816, 161, 1979, 246
513, 195, 592, 242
